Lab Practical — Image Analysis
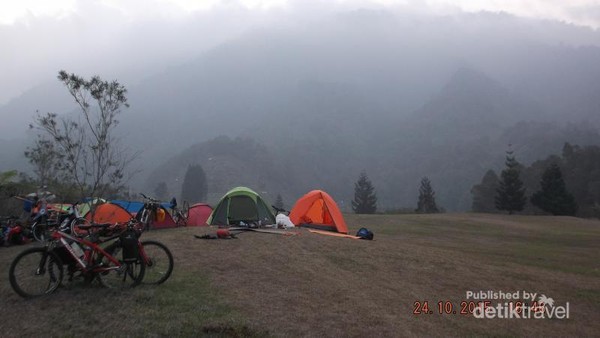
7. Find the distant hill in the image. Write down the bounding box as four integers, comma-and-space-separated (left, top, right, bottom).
2, 13, 600, 210
148, 68, 600, 211
146, 136, 293, 206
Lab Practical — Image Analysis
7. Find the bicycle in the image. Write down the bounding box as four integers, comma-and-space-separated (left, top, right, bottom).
73, 217, 174, 285
31, 202, 90, 242
9, 220, 146, 298
15, 195, 65, 242
29, 202, 57, 242
170, 197, 189, 227
138, 193, 162, 231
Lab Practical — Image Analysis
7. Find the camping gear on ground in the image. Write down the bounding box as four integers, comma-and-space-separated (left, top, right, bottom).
217, 229, 235, 238
356, 227, 374, 240
195, 234, 219, 239
1, 217, 28, 245
307, 229, 361, 239
275, 214, 295, 229
207, 187, 275, 226
228, 227, 300, 236
194, 226, 299, 239
289, 190, 348, 234
194, 229, 239, 239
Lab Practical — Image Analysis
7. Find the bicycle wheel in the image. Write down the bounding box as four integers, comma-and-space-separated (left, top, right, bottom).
31, 222, 56, 243
9, 247, 63, 298
140, 240, 173, 285
70, 217, 91, 237
97, 245, 145, 289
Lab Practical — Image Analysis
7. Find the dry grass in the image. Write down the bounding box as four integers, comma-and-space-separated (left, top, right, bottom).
1, 213, 599, 337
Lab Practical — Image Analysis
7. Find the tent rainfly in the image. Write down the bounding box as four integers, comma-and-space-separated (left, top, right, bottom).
207, 187, 275, 226
187, 203, 212, 226
289, 190, 348, 234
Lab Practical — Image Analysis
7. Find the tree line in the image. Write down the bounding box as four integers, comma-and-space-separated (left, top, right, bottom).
350, 171, 441, 214
472, 143, 599, 217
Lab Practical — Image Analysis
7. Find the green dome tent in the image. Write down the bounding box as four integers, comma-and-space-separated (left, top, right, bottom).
207, 187, 275, 226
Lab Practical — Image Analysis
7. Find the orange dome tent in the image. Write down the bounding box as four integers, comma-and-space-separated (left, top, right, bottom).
84, 203, 132, 224
289, 190, 348, 234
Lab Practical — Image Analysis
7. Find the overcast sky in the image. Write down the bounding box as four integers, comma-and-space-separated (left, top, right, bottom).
1, 0, 600, 104
3, 0, 600, 27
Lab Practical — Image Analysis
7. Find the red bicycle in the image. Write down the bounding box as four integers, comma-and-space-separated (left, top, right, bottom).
9, 220, 145, 298
71, 217, 174, 286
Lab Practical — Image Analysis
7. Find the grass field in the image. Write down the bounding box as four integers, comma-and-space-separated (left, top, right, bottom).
1, 213, 599, 337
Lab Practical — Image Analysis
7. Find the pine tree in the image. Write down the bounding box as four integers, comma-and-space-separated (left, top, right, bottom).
274, 194, 284, 210
530, 163, 578, 216
416, 177, 439, 213
495, 150, 527, 214
471, 170, 500, 213
352, 171, 377, 214
181, 164, 208, 203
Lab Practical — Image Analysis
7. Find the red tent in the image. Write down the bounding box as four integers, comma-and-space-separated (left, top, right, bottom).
186, 203, 212, 226
139, 205, 177, 229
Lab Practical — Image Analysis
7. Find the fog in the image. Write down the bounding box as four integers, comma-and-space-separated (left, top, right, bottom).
2, 1, 600, 105
1, 0, 600, 211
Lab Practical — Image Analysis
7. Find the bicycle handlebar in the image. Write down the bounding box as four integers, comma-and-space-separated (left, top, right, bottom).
140, 193, 160, 203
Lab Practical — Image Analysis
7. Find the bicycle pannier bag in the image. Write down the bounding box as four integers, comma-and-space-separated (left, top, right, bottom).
120, 230, 139, 262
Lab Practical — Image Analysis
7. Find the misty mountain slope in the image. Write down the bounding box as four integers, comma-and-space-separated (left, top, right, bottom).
0, 81, 75, 173
145, 80, 392, 207
0, 81, 72, 140
503, 44, 600, 126
145, 136, 294, 205
145, 65, 600, 211
101, 13, 600, 179
391, 69, 599, 210
292, 68, 600, 211
403, 68, 546, 144
0, 139, 29, 173
243, 80, 396, 203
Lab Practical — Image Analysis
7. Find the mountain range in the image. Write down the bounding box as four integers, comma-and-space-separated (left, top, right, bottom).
1, 10, 600, 211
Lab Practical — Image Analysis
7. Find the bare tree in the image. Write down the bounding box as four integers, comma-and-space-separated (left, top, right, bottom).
28, 70, 135, 201
24, 135, 59, 186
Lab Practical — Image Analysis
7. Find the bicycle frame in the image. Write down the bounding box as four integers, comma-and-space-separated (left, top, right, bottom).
139, 193, 161, 230
50, 230, 125, 274
63, 221, 154, 269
